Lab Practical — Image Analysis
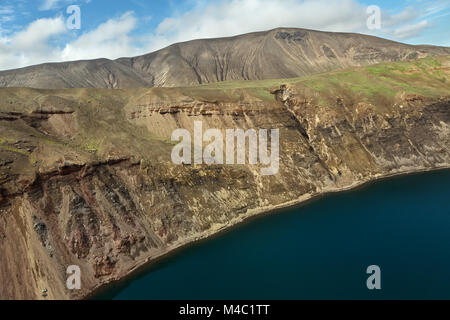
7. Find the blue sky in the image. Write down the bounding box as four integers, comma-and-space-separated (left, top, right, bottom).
0, 0, 449, 70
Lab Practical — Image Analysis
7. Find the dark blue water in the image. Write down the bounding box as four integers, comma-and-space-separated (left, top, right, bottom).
98, 170, 450, 300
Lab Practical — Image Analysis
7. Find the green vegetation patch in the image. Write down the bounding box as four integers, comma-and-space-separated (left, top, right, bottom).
176, 55, 450, 106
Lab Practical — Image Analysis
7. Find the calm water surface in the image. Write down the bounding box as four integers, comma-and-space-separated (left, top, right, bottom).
97, 170, 450, 300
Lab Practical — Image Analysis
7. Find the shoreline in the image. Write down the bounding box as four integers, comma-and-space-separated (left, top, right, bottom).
85, 165, 450, 300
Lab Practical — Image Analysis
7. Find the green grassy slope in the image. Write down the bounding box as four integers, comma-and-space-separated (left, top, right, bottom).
188, 55, 450, 103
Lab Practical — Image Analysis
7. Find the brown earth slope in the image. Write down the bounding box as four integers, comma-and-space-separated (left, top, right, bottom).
0, 28, 449, 89
0, 57, 449, 299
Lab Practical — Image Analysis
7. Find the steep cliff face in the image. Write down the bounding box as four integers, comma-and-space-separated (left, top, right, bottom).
0, 57, 449, 299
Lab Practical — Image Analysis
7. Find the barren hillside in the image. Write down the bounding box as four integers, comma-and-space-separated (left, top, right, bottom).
0, 28, 449, 89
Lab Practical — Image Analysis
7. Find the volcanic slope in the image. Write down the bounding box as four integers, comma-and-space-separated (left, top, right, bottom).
0, 28, 449, 89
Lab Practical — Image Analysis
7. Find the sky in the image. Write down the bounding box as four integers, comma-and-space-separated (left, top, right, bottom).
0, 0, 449, 70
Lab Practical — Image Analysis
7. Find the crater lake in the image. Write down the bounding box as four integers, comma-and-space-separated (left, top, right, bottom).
96, 169, 450, 300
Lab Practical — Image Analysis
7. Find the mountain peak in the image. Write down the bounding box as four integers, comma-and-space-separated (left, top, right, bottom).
1, 28, 449, 89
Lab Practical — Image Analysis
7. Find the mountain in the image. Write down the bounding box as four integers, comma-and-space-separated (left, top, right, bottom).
1, 28, 450, 89
1, 56, 449, 299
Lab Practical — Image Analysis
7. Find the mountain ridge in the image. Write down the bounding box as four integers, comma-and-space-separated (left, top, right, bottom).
1, 27, 450, 89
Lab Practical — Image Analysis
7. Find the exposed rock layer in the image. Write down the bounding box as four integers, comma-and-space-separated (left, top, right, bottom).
0, 57, 449, 299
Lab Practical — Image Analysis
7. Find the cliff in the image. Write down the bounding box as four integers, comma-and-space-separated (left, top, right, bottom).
0, 56, 449, 299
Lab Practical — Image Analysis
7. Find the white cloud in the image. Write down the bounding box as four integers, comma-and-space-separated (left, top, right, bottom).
381, 6, 419, 27
39, 0, 77, 11
0, 17, 66, 70
150, 0, 368, 50
13, 17, 66, 50
0, 5, 15, 24
40, 0, 90, 11
61, 12, 140, 61
0, 12, 142, 70
391, 20, 430, 39
40, 0, 60, 10
143, 0, 436, 53
0, 5, 14, 15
